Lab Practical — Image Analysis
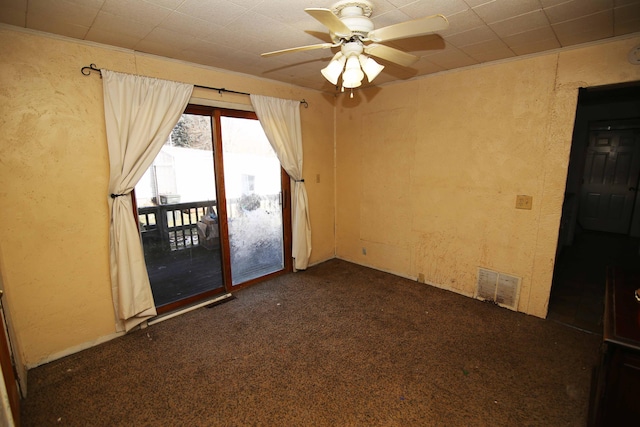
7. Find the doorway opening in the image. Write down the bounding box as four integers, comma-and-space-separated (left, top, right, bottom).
134, 105, 292, 315
548, 82, 640, 334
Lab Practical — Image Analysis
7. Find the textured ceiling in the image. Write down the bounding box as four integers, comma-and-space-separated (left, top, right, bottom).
1, 0, 640, 92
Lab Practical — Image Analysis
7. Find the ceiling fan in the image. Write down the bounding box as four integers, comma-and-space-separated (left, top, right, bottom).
261, 0, 449, 93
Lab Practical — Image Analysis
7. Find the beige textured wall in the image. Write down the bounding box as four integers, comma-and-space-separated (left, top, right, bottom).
1, 24, 638, 368
0, 27, 335, 367
336, 36, 640, 318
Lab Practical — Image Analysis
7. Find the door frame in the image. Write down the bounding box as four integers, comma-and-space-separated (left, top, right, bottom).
578, 119, 640, 235
211, 108, 293, 292
0, 296, 19, 426
136, 104, 293, 314
557, 82, 640, 253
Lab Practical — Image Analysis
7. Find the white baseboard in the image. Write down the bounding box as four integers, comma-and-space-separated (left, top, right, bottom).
27, 330, 126, 370
28, 294, 235, 370
148, 293, 233, 326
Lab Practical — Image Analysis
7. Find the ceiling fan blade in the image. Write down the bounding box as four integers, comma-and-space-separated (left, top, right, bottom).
305, 8, 352, 38
367, 14, 449, 43
364, 43, 419, 67
261, 43, 335, 57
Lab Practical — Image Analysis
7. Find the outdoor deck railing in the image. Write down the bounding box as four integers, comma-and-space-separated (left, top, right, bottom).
138, 194, 281, 252
138, 200, 216, 251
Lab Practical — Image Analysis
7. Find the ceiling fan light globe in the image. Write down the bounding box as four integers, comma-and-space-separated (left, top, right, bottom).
342, 67, 364, 84
321, 67, 340, 85
321, 54, 346, 85
359, 55, 384, 82
342, 55, 364, 88
345, 55, 360, 68
342, 78, 362, 89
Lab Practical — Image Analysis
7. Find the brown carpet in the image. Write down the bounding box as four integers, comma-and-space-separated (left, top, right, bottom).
22, 259, 600, 426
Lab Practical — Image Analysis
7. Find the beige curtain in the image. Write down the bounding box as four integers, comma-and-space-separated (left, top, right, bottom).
250, 95, 311, 270
102, 70, 193, 331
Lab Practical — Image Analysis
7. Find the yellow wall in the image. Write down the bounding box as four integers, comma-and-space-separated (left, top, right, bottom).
0, 27, 335, 367
1, 23, 639, 370
335, 35, 640, 318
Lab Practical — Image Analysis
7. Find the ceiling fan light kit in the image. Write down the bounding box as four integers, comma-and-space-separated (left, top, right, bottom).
321, 52, 346, 85
261, 1, 449, 96
343, 56, 365, 88
359, 55, 384, 82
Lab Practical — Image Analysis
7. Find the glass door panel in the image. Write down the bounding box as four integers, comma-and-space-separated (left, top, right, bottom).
220, 116, 285, 285
135, 112, 225, 310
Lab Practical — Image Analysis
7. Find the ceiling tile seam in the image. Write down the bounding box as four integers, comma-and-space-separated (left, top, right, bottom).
460, 41, 518, 59
436, 11, 475, 38
373, 31, 640, 93
446, 6, 518, 57
546, 7, 615, 26
134, 1, 192, 51
124, 46, 316, 93
463, 0, 493, 8
152, 1, 245, 50
220, 5, 264, 32
70, 2, 160, 48
485, 7, 556, 52
539, 4, 563, 49
549, 9, 616, 45
237, 0, 264, 11
81, 0, 106, 40
155, 10, 187, 30
612, 5, 623, 33
23, 5, 94, 40
140, 19, 220, 54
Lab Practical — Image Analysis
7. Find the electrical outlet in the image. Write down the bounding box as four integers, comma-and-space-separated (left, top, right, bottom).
515, 195, 533, 210
362, 247, 367, 255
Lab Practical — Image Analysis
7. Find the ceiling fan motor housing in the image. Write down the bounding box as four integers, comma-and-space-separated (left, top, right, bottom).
341, 41, 364, 57
332, 0, 374, 39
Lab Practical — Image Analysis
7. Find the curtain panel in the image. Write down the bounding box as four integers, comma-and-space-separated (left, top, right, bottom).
102, 69, 193, 331
250, 94, 312, 270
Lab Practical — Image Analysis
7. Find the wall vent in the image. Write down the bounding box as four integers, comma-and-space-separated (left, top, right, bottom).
475, 267, 521, 311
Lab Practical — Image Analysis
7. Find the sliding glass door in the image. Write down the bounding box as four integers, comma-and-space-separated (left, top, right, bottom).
135, 110, 224, 312
135, 105, 291, 312
219, 113, 285, 285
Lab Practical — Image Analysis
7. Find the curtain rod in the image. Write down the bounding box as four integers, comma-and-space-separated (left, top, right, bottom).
81, 64, 308, 108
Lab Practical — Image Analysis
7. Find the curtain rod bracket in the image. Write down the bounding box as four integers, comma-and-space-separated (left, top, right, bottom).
81, 64, 309, 107
81, 64, 102, 78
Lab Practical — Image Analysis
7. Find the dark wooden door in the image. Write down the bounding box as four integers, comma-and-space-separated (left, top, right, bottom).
579, 124, 640, 234
0, 294, 20, 425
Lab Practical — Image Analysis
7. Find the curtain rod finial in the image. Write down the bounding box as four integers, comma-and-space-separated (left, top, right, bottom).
81, 64, 102, 78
